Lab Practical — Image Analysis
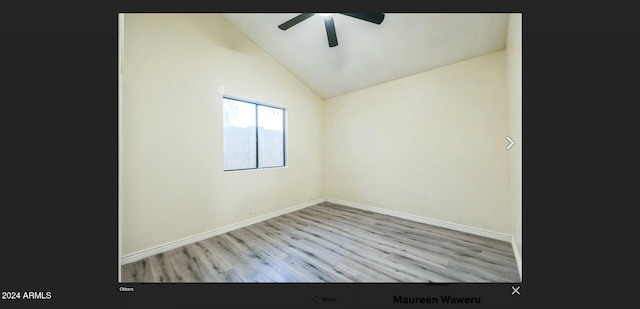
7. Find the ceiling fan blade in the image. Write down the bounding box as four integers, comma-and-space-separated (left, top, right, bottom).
324, 16, 338, 47
278, 13, 315, 30
340, 13, 385, 25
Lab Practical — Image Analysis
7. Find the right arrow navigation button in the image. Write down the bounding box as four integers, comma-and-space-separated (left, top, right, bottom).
506, 136, 514, 150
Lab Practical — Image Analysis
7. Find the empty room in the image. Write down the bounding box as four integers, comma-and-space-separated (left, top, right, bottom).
118, 13, 522, 283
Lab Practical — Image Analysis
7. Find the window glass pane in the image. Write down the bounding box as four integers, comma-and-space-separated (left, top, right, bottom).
223, 98, 257, 170
257, 105, 284, 168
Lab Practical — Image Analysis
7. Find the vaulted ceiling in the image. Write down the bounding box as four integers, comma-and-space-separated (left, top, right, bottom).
221, 13, 509, 100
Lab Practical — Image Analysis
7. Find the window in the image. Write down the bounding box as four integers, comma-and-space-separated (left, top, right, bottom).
223, 96, 285, 171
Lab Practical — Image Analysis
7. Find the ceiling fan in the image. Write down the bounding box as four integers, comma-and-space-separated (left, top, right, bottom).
277, 13, 385, 47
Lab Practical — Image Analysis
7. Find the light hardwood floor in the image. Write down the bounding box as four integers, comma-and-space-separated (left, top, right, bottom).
121, 202, 520, 282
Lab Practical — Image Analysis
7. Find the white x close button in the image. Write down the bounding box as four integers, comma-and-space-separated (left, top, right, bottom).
512, 286, 520, 295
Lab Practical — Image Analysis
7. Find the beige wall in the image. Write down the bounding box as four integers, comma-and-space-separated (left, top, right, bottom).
120, 14, 324, 256
507, 13, 523, 269
323, 51, 511, 234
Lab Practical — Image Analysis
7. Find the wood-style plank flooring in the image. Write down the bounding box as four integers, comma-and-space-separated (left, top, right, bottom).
121, 202, 520, 282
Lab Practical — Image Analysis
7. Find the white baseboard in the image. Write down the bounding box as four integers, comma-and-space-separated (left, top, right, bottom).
121, 198, 326, 265
326, 198, 512, 243
511, 236, 522, 281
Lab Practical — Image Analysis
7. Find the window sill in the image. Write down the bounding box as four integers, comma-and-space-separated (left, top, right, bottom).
223, 166, 287, 173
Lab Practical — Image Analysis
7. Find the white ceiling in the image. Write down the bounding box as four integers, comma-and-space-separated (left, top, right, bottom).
222, 13, 509, 100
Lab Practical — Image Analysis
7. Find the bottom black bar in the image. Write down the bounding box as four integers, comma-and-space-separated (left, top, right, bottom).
116, 282, 524, 309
